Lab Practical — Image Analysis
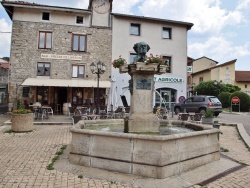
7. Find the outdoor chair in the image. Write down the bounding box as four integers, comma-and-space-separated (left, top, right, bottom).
74, 108, 88, 120
88, 107, 96, 114
68, 107, 75, 118
99, 105, 107, 113
106, 111, 114, 119
35, 108, 49, 121
113, 107, 123, 119
46, 107, 53, 116
72, 115, 82, 127
178, 113, 189, 121
193, 113, 202, 123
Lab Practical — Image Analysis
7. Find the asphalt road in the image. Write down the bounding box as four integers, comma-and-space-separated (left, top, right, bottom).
215, 112, 250, 135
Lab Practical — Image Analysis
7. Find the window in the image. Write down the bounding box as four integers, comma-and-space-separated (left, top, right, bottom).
72, 88, 83, 106
72, 65, 85, 78
37, 86, 49, 104
130, 53, 137, 64
39, 31, 52, 49
42, 12, 50, 21
199, 77, 203, 83
245, 84, 247, 89
163, 27, 171, 39
76, 16, 84, 24
162, 56, 171, 73
130, 23, 140, 36
37, 63, 50, 76
72, 34, 86, 52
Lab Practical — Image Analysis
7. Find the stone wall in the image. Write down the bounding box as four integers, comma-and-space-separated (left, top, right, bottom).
9, 20, 112, 106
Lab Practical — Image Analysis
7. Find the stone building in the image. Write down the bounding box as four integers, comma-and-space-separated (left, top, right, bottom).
2, 0, 193, 111
2, 0, 112, 112
0, 58, 9, 104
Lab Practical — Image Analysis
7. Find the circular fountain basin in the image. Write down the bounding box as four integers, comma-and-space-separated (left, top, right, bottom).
69, 119, 220, 179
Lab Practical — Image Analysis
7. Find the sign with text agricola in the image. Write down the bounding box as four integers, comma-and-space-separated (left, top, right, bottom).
232, 96, 240, 104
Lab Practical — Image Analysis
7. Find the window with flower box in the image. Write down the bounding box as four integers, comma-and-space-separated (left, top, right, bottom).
162, 56, 171, 73
38, 31, 52, 49
162, 27, 171, 39
37, 62, 50, 76
130, 23, 140, 36
72, 34, 86, 52
72, 65, 85, 78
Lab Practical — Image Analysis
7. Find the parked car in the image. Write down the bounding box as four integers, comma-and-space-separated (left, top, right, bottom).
174, 95, 222, 117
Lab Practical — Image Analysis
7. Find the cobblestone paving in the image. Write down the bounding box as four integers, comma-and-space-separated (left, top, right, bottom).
191, 125, 250, 188
0, 125, 135, 188
1, 113, 250, 188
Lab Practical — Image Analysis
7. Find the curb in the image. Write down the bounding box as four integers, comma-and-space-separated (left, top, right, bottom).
237, 123, 250, 148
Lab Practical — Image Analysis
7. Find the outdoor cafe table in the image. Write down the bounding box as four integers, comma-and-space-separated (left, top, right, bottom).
86, 114, 101, 120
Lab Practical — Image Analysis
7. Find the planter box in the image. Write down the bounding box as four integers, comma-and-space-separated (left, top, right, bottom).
158, 65, 168, 73
201, 117, 214, 124
119, 65, 128, 73
136, 62, 158, 72
11, 113, 34, 132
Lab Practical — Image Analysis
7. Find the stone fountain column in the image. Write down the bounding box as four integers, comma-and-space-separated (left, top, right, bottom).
121, 62, 166, 133
119, 42, 167, 133
129, 69, 158, 132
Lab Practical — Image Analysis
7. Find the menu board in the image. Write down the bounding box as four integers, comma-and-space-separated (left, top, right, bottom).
22, 87, 30, 97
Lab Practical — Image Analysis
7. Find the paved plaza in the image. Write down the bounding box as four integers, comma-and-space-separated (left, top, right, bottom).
0, 113, 250, 188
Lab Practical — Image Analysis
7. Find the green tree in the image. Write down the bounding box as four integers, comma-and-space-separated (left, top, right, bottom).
230, 91, 250, 112
218, 92, 231, 108
194, 81, 241, 97
194, 81, 224, 96
2, 57, 9, 62
223, 84, 241, 93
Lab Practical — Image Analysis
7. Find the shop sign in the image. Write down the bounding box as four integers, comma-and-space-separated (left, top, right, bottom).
187, 66, 192, 72
41, 53, 82, 61
154, 77, 183, 83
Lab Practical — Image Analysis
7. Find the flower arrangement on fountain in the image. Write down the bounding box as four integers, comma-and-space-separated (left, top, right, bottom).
112, 55, 127, 68
144, 54, 165, 65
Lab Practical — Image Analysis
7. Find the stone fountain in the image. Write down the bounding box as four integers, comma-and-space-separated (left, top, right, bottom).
69, 42, 220, 179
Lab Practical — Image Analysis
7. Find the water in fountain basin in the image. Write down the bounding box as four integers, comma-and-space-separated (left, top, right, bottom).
84, 124, 194, 135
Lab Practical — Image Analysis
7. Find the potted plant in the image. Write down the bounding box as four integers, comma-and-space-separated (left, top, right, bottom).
112, 56, 128, 73
144, 54, 165, 65
136, 54, 166, 72
201, 108, 214, 124
11, 102, 34, 132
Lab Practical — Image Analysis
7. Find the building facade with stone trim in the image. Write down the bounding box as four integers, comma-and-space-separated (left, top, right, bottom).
2, 0, 193, 111
2, 1, 112, 112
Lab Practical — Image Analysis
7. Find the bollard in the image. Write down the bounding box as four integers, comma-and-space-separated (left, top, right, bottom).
213, 120, 220, 129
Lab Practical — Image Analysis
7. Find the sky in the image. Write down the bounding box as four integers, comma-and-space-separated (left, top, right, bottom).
0, 0, 250, 70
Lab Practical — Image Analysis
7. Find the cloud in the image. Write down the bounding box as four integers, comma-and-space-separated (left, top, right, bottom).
76, 0, 89, 9
112, 0, 143, 14
236, 0, 250, 10
0, 18, 11, 57
188, 36, 250, 62
138, 0, 243, 34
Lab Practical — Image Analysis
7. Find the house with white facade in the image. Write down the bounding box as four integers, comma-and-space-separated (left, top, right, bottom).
111, 13, 193, 108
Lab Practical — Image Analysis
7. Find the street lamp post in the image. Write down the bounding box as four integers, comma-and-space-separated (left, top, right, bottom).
90, 61, 106, 114
191, 83, 196, 96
